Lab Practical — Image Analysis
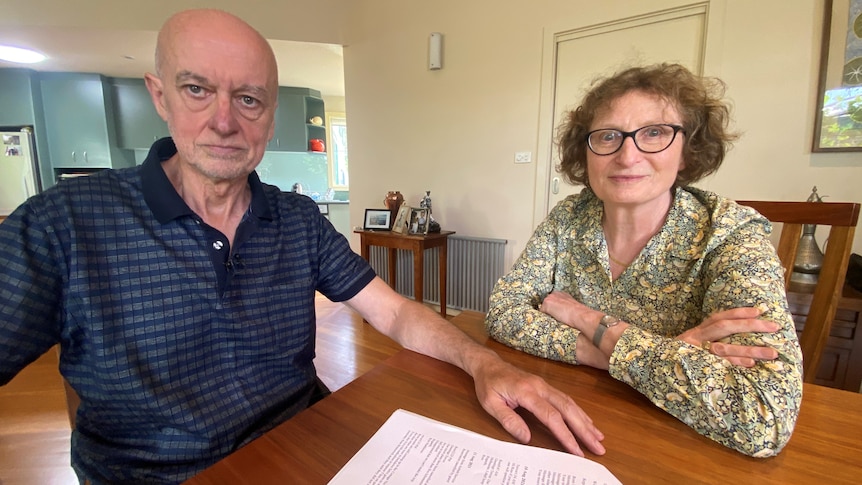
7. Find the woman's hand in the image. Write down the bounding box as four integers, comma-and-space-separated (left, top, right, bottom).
539, 291, 592, 326
677, 307, 780, 367
539, 291, 615, 369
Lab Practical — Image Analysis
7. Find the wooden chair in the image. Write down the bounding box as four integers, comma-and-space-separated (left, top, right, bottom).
736, 200, 860, 383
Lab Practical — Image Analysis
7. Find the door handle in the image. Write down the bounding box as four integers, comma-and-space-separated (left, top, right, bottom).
552, 177, 560, 195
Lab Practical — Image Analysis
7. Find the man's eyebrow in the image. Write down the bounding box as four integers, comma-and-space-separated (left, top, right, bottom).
175, 70, 209, 86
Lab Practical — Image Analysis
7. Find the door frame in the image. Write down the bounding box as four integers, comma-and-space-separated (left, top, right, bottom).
531, 1, 726, 227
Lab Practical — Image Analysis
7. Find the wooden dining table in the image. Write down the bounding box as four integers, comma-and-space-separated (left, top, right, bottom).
187, 312, 862, 484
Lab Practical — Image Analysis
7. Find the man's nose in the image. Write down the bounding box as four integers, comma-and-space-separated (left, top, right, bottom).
208, 95, 240, 134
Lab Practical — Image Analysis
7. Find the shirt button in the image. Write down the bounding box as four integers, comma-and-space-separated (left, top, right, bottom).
213, 240, 224, 250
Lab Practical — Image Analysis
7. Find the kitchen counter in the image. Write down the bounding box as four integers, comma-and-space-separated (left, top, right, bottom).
316, 201, 350, 239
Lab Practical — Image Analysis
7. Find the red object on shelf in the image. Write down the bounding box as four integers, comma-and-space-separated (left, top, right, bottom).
309, 139, 325, 152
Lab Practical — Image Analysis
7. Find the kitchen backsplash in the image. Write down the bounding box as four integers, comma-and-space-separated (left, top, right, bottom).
257, 151, 328, 194
133, 149, 347, 200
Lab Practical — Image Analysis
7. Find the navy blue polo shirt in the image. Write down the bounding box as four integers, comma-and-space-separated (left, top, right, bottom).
0, 138, 376, 483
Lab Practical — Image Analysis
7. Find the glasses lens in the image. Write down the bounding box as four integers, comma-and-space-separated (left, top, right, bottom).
634, 125, 677, 153
588, 130, 622, 155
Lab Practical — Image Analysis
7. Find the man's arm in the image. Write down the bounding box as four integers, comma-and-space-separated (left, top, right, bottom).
0, 204, 64, 385
345, 276, 606, 457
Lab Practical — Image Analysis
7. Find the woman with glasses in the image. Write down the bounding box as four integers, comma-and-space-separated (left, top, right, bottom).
486, 63, 802, 457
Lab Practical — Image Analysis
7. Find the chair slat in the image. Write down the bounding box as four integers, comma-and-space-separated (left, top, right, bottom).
775, 223, 803, 288
736, 200, 860, 384
736, 201, 860, 226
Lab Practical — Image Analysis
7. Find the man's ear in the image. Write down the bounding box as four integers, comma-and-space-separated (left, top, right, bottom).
143, 73, 168, 122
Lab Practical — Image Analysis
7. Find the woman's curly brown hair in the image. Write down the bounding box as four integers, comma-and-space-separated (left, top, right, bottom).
555, 63, 739, 187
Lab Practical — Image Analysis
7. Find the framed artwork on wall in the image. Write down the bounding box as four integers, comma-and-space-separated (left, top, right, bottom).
813, 0, 862, 151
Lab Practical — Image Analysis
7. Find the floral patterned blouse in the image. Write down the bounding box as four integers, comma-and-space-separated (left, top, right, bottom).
486, 186, 802, 457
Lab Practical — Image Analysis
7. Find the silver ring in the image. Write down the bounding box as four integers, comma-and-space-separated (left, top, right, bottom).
702, 341, 712, 353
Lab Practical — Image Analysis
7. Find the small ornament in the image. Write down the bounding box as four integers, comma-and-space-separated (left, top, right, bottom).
791, 186, 826, 286
384, 191, 405, 222
420, 190, 441, 233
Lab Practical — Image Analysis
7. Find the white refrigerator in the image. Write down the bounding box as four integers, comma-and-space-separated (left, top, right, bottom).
0, 127, 41, 216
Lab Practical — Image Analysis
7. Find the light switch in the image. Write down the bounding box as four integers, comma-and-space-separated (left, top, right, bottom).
514, 151, 532, 164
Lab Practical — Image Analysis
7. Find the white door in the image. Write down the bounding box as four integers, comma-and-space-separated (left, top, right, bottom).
534, 4, 711, 221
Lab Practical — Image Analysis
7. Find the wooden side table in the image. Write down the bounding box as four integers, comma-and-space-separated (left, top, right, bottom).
786, 282, 862, 392
354, 230, 455, 317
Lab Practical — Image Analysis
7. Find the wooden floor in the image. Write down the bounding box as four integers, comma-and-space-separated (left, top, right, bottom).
0, 349, 76, 484
0, 295, 421, 484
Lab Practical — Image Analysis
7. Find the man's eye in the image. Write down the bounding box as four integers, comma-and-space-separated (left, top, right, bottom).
184, 85, 206, 97
240, 96, 258, 107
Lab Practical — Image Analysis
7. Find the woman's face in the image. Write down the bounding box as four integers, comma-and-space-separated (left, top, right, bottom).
586, 90, 685, 210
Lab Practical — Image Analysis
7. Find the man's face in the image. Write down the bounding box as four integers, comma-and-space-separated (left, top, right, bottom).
145, 25, 277, 182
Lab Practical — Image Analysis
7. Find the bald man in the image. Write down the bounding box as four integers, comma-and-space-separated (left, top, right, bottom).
0, 9, 604, 483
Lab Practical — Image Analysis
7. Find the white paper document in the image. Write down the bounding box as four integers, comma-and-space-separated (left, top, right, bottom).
328, 409, 622, 485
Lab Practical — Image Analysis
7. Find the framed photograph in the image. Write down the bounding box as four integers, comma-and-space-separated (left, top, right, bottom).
391, 204, 412, 234
408, 208, 429, 235
363, 209, 392, 230
813, 0, 862, 151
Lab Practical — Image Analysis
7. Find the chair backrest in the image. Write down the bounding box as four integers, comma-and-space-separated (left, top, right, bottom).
736, 200, 860, 383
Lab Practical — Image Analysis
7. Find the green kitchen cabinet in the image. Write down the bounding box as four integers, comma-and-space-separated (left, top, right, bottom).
0, 68, 38, 126
39, 72, 133, 170
268, 86, 326, 152
111, 78, 169, 150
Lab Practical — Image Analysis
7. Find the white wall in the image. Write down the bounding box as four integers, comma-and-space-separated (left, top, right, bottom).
1, 0, 347, 45
10, 0, 859, 269
341, 0, 862, 268
323, 96, 346, 113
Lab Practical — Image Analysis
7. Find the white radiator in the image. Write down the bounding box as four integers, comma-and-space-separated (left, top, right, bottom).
368, 235, 507, 313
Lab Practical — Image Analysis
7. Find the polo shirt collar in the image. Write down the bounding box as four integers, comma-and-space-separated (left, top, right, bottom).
141, 137, 274, 224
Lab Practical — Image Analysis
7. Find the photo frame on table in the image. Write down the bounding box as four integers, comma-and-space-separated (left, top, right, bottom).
408, 208, 429, 235
812, 0, 862, 151
391, 204, 412, 234
363, 209, 392, 230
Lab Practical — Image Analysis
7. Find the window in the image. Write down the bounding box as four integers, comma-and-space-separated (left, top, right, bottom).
326, 112, 348, 189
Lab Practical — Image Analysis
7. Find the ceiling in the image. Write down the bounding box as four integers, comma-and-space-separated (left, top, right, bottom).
0, 26, 346, 97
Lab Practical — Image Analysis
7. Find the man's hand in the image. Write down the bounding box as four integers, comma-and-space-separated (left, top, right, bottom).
677, 307, 780, 367
469, 352, 606, 457
348, 279, 605, 456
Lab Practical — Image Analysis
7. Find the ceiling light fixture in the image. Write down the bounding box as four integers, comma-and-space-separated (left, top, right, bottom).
0, 45, 46, 64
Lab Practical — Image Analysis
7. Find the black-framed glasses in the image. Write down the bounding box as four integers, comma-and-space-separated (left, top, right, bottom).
586, 124, 685, 156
